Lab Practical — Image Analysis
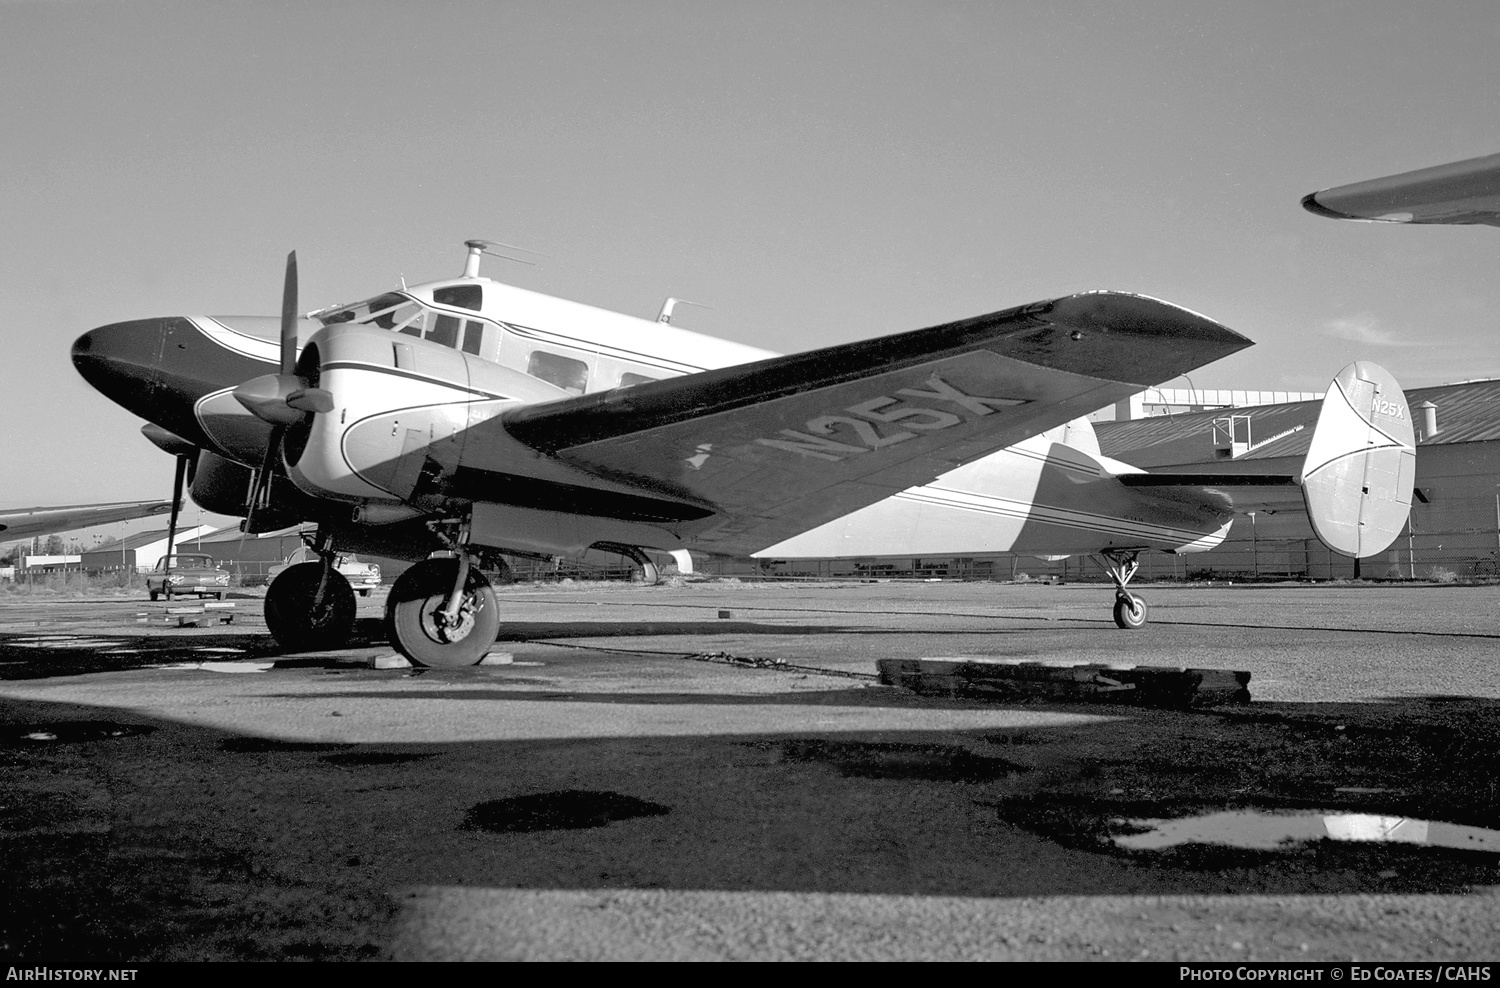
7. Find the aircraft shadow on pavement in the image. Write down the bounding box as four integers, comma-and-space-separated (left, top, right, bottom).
2, 690, 1499, 961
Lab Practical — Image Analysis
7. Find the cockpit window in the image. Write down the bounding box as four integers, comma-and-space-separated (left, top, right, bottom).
318, 292, 411, 326
428, 314, 461, 349
461, 320, 484, 355
433, 284, 482, 311
316, 290, 488, 356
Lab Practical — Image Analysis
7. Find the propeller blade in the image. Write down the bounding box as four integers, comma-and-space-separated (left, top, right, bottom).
280, 251, 298, 376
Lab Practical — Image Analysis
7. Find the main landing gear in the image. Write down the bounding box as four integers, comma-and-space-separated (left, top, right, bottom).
385, 555, 500, 668
1098, 548, 1148, 629
265, 548, 357, 651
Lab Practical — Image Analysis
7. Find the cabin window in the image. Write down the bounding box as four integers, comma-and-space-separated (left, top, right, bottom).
461, 320, 484, 356
619, 372, 657, 388
527, 351, 588, 394
428, 314, 461, 348
434, 284, 483, 311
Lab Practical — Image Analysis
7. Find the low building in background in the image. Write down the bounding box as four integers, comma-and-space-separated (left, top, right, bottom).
77, 525, 217, 575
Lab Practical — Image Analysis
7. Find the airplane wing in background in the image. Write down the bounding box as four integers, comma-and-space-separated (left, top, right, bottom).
496, 292, 1251, 554
0, 500, 176, 542
1303, 152, 1500, 226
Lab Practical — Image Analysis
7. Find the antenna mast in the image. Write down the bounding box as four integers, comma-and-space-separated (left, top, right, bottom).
656, 297, 712, 324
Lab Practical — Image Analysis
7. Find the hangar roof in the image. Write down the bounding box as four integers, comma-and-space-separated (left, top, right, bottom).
1097, 378, 1500, 468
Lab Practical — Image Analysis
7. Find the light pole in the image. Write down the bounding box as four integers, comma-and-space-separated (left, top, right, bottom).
1249, 511, 1258, 578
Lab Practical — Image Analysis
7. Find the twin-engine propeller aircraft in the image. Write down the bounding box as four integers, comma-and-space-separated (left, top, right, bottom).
753, 360, 1416, 626
72, 241, 1349, 664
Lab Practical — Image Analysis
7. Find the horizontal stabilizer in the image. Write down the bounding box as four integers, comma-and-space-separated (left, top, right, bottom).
1299, 362, 1415, 557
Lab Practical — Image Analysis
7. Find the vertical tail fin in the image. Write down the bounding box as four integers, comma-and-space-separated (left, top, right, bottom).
1299, 362, 1416, 557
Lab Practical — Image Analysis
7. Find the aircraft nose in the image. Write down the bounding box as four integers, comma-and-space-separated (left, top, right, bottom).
71, 318, 171, 409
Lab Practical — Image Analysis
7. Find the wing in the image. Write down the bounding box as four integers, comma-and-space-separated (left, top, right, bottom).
1303, 152, 1500, 226
0, 500, 175, 541
496, 292, 1250, 554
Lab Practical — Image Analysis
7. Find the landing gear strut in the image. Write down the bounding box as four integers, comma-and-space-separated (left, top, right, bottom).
265, 545, 357, 650
1098, 548, 1148, 629
386, 556, 499, 668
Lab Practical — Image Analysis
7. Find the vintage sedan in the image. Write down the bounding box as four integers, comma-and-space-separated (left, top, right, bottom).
267, 547, 383, 596
146, 553, 231, 601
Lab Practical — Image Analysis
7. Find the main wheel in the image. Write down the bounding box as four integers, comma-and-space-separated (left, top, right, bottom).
1112, 593, 1148, 629
265, 562, 357, 650
386, 558, 499, 668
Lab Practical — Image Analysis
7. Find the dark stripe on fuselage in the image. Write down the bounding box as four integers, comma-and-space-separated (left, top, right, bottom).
1117, 474, 1299, 487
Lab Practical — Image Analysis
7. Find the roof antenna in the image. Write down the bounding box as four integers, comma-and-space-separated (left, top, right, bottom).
463, 238, 546, 277
656, 297, 712, 324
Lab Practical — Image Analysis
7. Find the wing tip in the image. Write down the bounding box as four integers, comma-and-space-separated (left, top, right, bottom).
1301, 191, 1357, 220
1050, 291, 1251, 348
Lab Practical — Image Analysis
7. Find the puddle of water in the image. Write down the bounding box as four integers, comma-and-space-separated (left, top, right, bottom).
151, 661, 273, 674
10, 637, 118, 649
1115, 810, 1500, 854
2, 722, 156, 746
463, 790, 671, 833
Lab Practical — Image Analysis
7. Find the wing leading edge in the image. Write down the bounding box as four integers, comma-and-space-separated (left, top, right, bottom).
0, 500, 176, 541
495, 292, 1250, 554
1303, 152, 1500, 227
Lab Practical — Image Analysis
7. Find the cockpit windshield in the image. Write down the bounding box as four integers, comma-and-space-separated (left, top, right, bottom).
313, 288, 488, 356
316, 292, 409, 326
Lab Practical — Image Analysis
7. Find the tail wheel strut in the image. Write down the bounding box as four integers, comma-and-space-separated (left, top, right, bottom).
1098, 549, 1148, 630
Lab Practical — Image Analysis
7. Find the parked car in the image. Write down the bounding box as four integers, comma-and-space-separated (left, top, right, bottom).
147, 553, 231, 601
267, 547, 382, 596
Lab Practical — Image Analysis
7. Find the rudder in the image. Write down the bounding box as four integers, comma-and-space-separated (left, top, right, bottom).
1299, 362, 1416, 557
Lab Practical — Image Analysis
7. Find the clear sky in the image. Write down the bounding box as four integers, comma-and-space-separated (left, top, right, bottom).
3, 0, 1499, 520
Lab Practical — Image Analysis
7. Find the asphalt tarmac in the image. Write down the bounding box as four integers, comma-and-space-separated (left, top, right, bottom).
1, 579, 1498, 961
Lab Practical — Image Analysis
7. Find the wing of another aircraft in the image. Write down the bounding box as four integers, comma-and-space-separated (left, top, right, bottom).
1303, 152, 1500, 226
498, 291, 1251, 554
0, 500, 175, 542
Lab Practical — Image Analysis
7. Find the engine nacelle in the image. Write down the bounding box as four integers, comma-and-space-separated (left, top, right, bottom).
282, 323, 565, 508
189, 450, 253, 516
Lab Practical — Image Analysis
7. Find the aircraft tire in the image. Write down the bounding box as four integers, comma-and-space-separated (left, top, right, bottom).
385, 558, 499, 668
1112, 593, 1148, 630
265, 562, 356, 650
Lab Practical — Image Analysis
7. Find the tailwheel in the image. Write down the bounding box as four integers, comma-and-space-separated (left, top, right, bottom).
1112, 593, 1148, 630
386, 557, 499, 668
1097, 548, 1148, 630
265, 561, 356, 650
